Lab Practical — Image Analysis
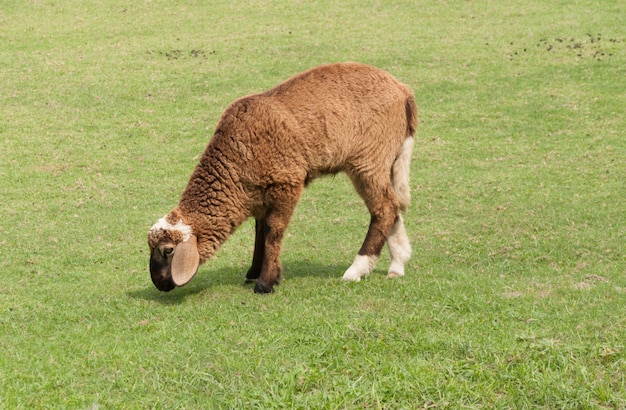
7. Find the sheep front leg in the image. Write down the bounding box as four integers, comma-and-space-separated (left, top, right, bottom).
254, 184, 303, 294
244, 219, 265, 283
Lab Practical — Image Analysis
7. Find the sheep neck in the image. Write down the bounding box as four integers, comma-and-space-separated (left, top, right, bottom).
178, 146, 250, 263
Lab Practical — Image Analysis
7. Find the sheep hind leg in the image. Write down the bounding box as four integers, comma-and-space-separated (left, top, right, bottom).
244, 219, 265, 283
254, 184, 303, 294
386, 214, 411, 278
343, 184, 399, 282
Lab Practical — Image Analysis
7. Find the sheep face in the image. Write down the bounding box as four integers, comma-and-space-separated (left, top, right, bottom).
148, 215, 200, 291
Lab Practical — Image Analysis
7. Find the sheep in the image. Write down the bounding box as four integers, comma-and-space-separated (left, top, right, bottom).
148, 62, 417, 293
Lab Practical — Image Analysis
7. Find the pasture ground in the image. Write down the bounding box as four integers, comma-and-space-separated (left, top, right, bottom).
1, 1, 625, 408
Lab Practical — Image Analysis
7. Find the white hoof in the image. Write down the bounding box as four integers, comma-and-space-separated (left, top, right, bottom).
342, 254, 378, 281
342, 271, 362, 282
386, 261, 405, 278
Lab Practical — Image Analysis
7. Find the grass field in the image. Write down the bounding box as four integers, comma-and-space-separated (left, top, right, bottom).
1, 0, 625, 408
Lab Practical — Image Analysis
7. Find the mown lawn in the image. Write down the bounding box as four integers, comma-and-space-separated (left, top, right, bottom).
1, 0, 624, 408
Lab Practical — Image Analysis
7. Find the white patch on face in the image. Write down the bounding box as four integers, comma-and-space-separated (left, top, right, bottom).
150, 215, 193, 241
342, 254, 379, 282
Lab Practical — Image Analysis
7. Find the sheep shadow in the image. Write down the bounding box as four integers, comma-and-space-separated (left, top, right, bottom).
282, 257, 346, 277
128, 260, 345, 304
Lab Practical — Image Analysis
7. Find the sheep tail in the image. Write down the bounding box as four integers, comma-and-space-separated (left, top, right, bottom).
391, 97, 417, 212
405, 96, 418, 137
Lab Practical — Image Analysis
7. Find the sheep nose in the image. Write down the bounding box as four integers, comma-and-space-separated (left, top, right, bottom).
150, 252, 176, 292
151, 272, 176, 292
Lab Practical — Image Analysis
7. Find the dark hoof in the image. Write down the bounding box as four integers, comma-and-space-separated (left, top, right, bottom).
254, 281, 275, 294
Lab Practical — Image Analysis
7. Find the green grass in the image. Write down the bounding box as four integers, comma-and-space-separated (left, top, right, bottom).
1, 0, 625, 408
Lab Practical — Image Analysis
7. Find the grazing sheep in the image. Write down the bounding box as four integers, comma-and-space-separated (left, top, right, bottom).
148, 62, 417, 293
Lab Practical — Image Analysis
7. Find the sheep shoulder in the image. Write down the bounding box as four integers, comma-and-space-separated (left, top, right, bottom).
208, 95, 309, 188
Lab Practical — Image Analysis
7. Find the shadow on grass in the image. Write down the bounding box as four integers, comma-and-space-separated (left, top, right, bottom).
284, 259, 345, 279
128, 260, 345, 304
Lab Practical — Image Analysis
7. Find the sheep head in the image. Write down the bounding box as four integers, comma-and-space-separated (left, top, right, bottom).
148, 211, 199, 292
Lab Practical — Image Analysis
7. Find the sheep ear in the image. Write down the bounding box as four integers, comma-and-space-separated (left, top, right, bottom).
171, 235, 200, 286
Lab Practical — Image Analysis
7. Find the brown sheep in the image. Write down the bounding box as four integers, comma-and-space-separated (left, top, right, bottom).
148, 62, 417, 293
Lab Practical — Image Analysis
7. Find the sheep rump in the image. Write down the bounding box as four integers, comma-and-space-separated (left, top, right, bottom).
148, 62, 417, 293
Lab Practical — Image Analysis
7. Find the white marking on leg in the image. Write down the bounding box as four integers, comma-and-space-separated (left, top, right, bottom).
392, 137, 414, 211
150, 215, 193, 241
342, 254, 379, 282
387, 215, 411, 278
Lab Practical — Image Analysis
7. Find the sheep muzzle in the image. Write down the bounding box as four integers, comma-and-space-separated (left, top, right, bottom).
150, 247, 176, 292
